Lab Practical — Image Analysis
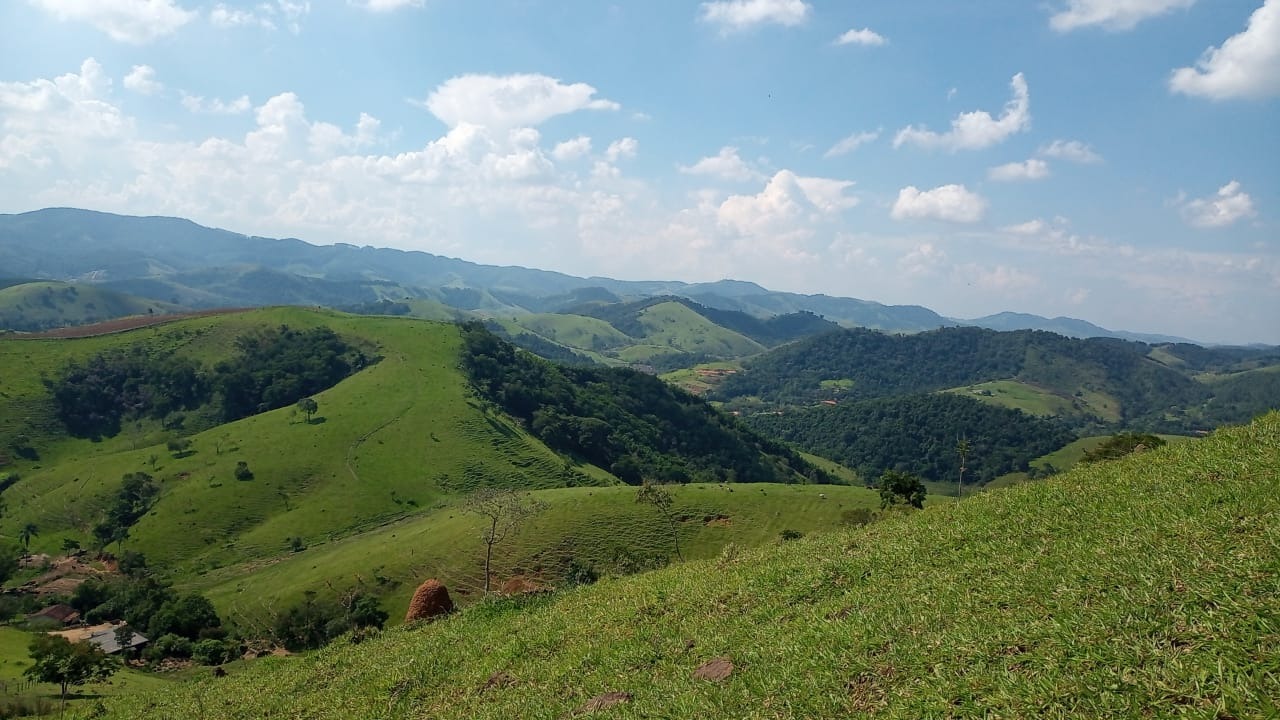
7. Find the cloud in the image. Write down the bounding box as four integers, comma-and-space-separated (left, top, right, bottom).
1169, 0, 1280, 100
210, 1, 309, 33
823, 130, 879, 158
0, 58, 132, 171
351, 0, 423, 10
1039, 139, 1102, 163
679, 146, 761, 182
834, 27, 887, 46
1003, 218, 1048, 235
699, 0, 811, 33
1178, 180, 1257, 227
605, 137, 638, 162
29, 0, 194, 44
988, 158, 1050, 182
891, 184, 987, 223
898, 243, 946, 277
1049, 0, 1195, 32
123, 65, 162, 95
893, 73, 1030, 152
181, 93, 252, 115
717, 170, 856, 236
424, 74, 619, 130
958, 263, 1038, 292
551, 136, 591, 162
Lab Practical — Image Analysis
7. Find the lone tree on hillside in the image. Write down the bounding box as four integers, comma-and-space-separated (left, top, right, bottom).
636, 481, 683, 562
1082, 432, 1166, 463
295, 397, 318, 424
18, 522, 38, 552
25, 634, 117, 713
877, 470, 926, 510
955, 437, 971, 502
462, 488, 547, 593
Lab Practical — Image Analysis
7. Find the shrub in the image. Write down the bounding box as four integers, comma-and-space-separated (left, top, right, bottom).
779, 529, 804, 541
192, 638, 239, 666
234, 461, 254, 481
563, 558, 599, 587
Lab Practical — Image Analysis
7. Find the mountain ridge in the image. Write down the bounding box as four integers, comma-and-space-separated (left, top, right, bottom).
0, 207, 1221, 344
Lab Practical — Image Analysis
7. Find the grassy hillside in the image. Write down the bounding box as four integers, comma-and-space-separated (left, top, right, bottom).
190, 482, 880, 629
94, 414, 1280, 719
0, 308, 591, 581
0, 281, 180, 332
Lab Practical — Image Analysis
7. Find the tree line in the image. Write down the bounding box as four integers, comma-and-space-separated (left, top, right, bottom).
44, 325, 368, 439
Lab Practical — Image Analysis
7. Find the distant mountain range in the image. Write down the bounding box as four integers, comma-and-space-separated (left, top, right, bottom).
0, 208, 1199, 344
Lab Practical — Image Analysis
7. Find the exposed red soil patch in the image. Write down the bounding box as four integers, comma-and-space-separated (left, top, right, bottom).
693, 657, 734, 682
572, 692, 632, 715
19, 308, 254, 339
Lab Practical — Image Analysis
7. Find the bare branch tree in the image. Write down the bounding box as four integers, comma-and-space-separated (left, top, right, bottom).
636, 481, 683, 562
462, 488, 547, 594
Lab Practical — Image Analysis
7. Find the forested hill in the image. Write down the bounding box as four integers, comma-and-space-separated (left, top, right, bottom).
459, 322, 832, 485
746, 393, 1075, 484
713, 326, 1280, 431
571, 295, 839, 347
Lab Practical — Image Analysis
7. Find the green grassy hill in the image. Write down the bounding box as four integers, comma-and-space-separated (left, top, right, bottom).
189, 482, 880, 629
1, 308, 856, 626
0, 281, 180, 332
0, 309, 589, 580
92, 414, 1280, 719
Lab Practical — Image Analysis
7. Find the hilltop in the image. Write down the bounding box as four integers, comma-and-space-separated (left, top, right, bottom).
91, 414, 1280, 719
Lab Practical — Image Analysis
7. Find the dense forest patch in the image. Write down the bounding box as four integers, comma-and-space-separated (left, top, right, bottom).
459, 322, 831, 485
745, 393, 1075, 485
43, 325, 369, 439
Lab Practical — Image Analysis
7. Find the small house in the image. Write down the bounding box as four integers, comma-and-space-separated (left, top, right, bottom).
26, 603, 80, 626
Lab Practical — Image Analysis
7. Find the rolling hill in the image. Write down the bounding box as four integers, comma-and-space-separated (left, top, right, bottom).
0, 281, 180, 332
0, 307, 843, 625
91, 413, 1280, 719
714, 326, 1280, 432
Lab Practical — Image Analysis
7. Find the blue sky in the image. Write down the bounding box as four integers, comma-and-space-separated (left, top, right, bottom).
0, 0, 1277, 343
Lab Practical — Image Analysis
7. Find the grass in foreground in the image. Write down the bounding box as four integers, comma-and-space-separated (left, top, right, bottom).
92, 414, 1280, 719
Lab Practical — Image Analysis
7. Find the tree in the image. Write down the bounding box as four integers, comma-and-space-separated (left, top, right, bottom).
878, 470, 926, 510
462, 488, 546, 593
25, 634, 117, 713
61, 538, 81, 555
636, 481, 683, 561
18, 522, 38, 552
955, 437, 971, 502
295, 397, 318, 424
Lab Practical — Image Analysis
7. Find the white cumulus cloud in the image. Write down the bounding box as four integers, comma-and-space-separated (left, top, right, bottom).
823, 130, 879, 158
1039, 139, 1102, 163
425, 74, 619, 131
988, 158, 1050, 182
1170, 0, 1280, 100
551, 136, 591, 162
28, 0, 196, 43
699, 0, 811, 33
894, 73, 1030, 152
679, 146, 761, 182
605, 137, 638, 162
1049, 0, 1195, 32
210, 1, 309, 33
181, 93, 252, 115
717, 170, 855, 235
1178, 181, 1257, 227
834, 27, 886, 46
123, 65, 162, 95
891, 184, 987, 223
